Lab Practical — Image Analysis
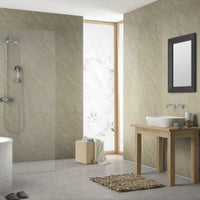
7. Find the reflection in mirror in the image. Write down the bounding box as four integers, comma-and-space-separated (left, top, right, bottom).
168, 33, 196, 93
173, 40, 191, 87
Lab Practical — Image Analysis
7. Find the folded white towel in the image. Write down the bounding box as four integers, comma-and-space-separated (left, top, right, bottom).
94, 139, 106, 164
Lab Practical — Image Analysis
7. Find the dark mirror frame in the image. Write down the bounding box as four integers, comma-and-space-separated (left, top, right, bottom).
168, 33, 196, 93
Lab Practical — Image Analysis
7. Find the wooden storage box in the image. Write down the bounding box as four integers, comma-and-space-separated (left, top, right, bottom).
75, 141, 95, 164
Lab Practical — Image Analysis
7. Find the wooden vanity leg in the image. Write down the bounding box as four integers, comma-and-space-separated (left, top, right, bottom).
167, 133, 175, 186
157, 137, 164, 173
191, 131, 199, 183
135, 131, 142, 175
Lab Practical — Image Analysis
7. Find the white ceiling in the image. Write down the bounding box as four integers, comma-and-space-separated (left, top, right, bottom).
0, 0, 157, 22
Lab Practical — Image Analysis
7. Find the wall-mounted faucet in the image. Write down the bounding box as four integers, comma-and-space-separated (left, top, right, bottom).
166, 103, 184, 109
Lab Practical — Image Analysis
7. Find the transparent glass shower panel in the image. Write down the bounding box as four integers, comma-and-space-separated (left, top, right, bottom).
0, 29, 56, 174
84, 23, 115, 151
118, 23, 124, 152
4, 41, 24, 133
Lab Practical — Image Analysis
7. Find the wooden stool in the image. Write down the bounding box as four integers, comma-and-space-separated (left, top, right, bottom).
75, 141, 95, 164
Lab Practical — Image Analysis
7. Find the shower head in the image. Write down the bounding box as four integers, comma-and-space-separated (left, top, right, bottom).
4, 40, 18, 45
6, 40, 18, 45
2, 35, 18, 45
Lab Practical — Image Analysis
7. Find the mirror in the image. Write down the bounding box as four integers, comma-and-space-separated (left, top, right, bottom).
168, 33, 196, 93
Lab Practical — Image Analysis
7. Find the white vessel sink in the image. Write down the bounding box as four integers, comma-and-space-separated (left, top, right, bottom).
146, 116, 185, 128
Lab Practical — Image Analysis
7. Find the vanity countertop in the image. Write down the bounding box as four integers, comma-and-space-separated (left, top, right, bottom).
131, 124, 200, 131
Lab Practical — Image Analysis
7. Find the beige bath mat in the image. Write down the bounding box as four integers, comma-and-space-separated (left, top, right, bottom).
90, 173, 164, 192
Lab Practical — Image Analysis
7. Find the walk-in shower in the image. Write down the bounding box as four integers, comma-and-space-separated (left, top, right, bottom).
1, 35, 24, 133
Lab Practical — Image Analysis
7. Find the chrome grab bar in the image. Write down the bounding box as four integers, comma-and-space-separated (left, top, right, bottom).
0, 96, 13, 103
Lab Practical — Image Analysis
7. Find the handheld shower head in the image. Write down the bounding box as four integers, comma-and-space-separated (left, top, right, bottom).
14, 66, 22, 83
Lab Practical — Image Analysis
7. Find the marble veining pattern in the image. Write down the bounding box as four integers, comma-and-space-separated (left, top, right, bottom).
124, 0, 200, 178
0, 8, 83, 163
83, 23, 115, 151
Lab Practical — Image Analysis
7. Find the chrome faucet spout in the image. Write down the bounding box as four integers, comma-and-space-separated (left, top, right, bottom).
176, 103, 185, 108
166, 103, 184, 109
166, 103, 174, 108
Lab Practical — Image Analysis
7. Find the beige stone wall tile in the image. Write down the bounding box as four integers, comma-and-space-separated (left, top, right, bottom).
124, 0, 200, 178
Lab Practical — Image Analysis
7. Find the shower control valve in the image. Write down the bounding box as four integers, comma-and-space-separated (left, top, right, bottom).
0, 96, 13, 103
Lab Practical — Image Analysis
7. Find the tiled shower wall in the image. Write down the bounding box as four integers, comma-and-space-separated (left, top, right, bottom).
0, 8, 83, 162
124, 0, 200, 178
